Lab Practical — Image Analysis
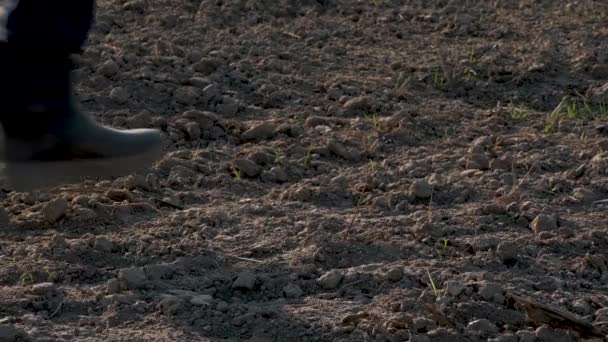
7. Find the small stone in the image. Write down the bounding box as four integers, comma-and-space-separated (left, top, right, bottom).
232, 312, 256, 327
595, 307, 608, 322
327, 140, 359, 161
216, 96, 239, 116
118, 267, 147, 290
488, 335, 517, 342
110, 87, 129, 104
530, 214, 558, 234
241, 122, 275, 142
385, 267, 403, 282
106, 279, 121, 294
413, 317, 437, 332
174, 86, 199, 105
190, 295, 214, 306
466, 154, 490, 170
31, 282, 58, 297
515, 330, 536, 342
94, 236, 114, 252
74, 208, 98, 221
496, 241, 519, 264
193, 58, 220, 75
158, 295, 182, 315
0, 325, 18, 342
410, 179, 433, 198
98, 60, 119, 77
283, 283, 303, 298
572, 299, 591, 315
106, 189, 132, 202
467, 319, 498, 335
534, 326, 574, 342
317, 269, 344, 289
201, 84, 220, 103
479, 282, 505, 304
343, 96, 371, 115
445, 281, 466, 297
42, 198, 68, 223
144, 263, 173, 281
232, 271, 256, 290
233, 159, 262, 178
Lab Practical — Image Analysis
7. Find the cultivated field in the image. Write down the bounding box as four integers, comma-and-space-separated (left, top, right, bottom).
1, 0, 608, 341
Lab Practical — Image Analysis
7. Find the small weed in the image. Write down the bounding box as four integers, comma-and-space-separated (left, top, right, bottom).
426, 269, 443, 300
366, 112, 381, 131
368, 159, 376, 176
19, 272, 34, 286
432, 66, 447, 90
463, 67, 477, 80
273, 147, 282, 164
510, 103, 528, 121
231, 165, 242, 179
304, 147, 313, 167
395, 71, 409, 90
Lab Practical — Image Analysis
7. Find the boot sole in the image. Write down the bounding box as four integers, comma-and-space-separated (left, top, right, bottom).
4, 146, 162, 192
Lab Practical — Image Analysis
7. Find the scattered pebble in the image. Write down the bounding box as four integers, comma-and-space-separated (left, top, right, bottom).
410, 179, 433, 198
94, 236, 114, 252
232, 271, 256, 290
241, 122, 275, 142
467, 318, 498, 335
190, 295, 214, 306
530, 214, 558, 234
534, 326, 574, 342
317, 269, 344, 289
42, 198, 68, 223
445, 281, 466, 297
342, 96, 371, 116
118, 267, 148, 290
233, 159, 262, 178
283, 283, 303, 298
106, 279, 121, 294
479, 282, 505, 304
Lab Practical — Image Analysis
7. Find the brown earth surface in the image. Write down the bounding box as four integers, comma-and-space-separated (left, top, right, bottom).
1, 0, 608, 341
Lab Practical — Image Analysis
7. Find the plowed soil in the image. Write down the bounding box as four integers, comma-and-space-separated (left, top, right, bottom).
1, 0, 608, 341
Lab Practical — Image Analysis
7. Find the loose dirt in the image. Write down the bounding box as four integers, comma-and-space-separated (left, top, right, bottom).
1, 0, 608, 341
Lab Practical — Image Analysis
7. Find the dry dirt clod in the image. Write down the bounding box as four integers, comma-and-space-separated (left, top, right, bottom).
31, 282, 59, 297
232, 271, 256, 290
241, 122, 276, 142
118, 267, 148, 290
42, 198, 68, 223
98, 60, 119, 77
317, 269, 344, 289
342, 96, 371, 116
467, 319, 499, 335
190, 294, 214, 306
106, 279, 121, 294
233, 159, 262, 178
530, 214, 558, 234
110, 86, 129, 104
410, 179, 433, 199
534, 326, 574, 342
94, 236, 114, 252
445, 281, 466, 297
283, 283, 303, 298
106, 189, 132, 202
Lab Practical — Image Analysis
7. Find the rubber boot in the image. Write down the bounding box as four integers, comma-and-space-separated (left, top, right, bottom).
0, 44, 162, 191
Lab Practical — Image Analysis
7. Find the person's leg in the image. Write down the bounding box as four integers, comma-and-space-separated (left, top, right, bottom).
0, 0, 162, 191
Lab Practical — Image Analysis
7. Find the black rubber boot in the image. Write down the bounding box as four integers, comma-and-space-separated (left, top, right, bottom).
0, 44, 162, 191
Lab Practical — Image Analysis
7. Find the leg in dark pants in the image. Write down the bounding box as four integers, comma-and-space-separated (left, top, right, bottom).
0, 0, 162, 191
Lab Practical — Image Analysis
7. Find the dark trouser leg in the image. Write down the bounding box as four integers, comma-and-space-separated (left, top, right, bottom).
5, 0, 95, 54
0, 0, 95, 138
0, 0, 162, 191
